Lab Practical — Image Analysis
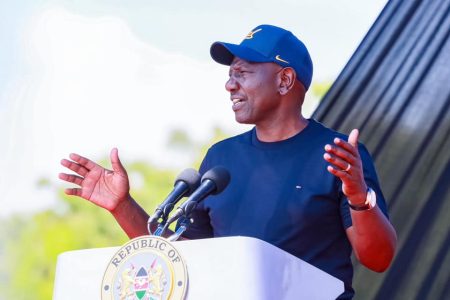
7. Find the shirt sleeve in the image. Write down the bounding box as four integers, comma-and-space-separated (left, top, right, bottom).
340, 143, 390, 229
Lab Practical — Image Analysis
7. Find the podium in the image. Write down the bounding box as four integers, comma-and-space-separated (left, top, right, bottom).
53, 236, 344, 299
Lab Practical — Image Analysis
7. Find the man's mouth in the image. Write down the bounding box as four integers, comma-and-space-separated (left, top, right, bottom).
231, 98, 245, 111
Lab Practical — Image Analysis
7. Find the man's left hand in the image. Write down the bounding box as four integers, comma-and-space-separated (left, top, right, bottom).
324, 129, 367, 205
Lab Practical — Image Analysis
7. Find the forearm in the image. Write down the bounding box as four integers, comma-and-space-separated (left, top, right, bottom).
110, 195, 185, 240
347, 206, 397, 272
110, 194, 150, 239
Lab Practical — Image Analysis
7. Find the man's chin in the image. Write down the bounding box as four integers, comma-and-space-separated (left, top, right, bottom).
235, 116, 252, 125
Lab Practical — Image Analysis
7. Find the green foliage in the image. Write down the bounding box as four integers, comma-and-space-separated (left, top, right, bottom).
311, 80, 333, 99
0, 162, 176, 299
0, 127, 231, 299
166, 128, 194, 150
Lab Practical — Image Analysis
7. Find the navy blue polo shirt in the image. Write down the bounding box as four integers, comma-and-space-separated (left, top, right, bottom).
182, 119, 389, 299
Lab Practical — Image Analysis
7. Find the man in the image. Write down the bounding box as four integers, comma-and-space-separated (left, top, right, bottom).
59, 25, 396, 299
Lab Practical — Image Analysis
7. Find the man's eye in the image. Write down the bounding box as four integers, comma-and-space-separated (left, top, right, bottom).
229, 70, 250, 78
238, 70, 252, 77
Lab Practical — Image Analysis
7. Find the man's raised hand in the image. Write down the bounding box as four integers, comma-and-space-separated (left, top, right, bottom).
59, 148, 130, 212
323, 129, 368, 204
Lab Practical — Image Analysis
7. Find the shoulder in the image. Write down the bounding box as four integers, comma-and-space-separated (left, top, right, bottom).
309, 119, 348, 141
308, 119, 373, 156
208, 128, 253, 152
199, 129, 253, 174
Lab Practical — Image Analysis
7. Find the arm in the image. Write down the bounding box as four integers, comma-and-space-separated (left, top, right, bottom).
324, 129, 397, 272
345, 202, 397, 272
59, 148, 149, 239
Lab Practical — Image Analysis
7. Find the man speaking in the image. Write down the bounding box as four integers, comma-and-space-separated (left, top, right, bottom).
59, 24, 397, 299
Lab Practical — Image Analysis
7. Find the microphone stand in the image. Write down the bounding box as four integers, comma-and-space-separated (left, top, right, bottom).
168, 217, 190, 241
148, 217, 166, 237
148, 215, 191, 241
148, 202, 178, 236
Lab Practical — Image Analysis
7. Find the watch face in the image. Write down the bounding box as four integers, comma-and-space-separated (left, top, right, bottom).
367, 188, 377, 208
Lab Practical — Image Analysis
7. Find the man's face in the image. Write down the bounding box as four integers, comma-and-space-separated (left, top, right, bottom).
226, 57, 282, 125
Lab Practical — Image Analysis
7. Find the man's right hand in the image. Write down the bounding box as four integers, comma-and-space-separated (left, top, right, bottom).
59, 148, 130, 212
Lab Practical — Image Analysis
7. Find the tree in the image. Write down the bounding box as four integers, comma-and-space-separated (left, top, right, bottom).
0, 127, 228, 299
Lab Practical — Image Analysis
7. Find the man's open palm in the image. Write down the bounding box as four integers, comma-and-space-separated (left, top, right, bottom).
59, 148, 130, 211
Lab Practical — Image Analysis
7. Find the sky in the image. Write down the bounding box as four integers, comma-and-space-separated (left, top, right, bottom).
0, 0, 387, 217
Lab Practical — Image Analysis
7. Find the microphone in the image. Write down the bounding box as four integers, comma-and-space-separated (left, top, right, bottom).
148, 168, 201, 225
164, 166, 230, 228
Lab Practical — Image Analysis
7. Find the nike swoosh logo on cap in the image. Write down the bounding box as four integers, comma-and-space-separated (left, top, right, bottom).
275, 55, 289, 64
245, 28, 262, 39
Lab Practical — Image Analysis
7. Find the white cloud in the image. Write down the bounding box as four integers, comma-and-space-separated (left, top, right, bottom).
0, 7, 242, 216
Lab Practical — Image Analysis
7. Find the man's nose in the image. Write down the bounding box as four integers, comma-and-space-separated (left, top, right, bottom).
225, 76, 238, 92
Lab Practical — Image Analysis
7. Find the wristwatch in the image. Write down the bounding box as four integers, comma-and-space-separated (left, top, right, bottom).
348, 187, 377, 211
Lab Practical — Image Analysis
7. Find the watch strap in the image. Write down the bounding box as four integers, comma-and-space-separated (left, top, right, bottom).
348, 187, 377, 211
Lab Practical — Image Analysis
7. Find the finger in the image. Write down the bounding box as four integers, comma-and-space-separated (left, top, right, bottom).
110, 148, 127, 175
64, 188, 82, 197
69, 153, 99, 170
333, 137, 357, 156
324, 144, 356, 164
60, 159, 89, 177
348, 129, 359, 149
58, 173, 84, 186
327, 165, 351, 181
324, 153, 351, 172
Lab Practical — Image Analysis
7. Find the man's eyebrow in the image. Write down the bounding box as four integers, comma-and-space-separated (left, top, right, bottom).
230, 62, 252, 70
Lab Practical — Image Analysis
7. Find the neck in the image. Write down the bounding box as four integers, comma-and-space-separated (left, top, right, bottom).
255, 115, 309, 142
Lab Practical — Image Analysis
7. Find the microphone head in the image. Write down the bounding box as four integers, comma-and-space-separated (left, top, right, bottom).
175, 168, 201, 195
201, 166, 231, 195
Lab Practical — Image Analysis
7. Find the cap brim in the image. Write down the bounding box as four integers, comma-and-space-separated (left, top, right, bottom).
210, 42, 271, 65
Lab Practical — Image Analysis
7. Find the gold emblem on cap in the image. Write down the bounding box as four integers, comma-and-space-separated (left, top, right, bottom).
245, 28, 262, 39
275, 55, 289, 64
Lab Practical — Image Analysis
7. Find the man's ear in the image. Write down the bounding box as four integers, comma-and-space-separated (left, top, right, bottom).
279, 67, 296, 95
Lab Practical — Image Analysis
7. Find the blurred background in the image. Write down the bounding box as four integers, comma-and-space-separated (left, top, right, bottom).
0, 0, 387, 298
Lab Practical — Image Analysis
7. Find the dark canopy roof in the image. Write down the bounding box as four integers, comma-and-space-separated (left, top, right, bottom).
313, 0, 450, 298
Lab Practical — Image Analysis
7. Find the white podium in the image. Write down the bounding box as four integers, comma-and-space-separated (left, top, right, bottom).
53, 236, 344, 299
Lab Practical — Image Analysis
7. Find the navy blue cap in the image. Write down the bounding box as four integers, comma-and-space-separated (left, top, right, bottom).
210, 24, 313, 90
